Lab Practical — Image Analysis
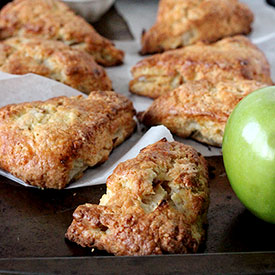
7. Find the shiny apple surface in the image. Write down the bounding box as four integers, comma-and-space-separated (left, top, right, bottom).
223, 86, 275, 224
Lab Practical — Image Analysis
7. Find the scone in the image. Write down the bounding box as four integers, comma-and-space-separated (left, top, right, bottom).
131, 36, 272, 99
0, 0, 124, 66
141, 0, 253, 54
66, 139, 209, 255
0, 91, 136, 189
139, 80, 267, 147
0, 37, 112, 94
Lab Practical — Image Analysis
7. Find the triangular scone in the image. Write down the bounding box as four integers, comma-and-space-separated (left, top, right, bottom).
141, 0, 253, 54
0, 37, 112, 94
0, 91, 136, 189
66, 139, 209, 256
139, 80, 267, 147
131, 36, 272, 99
0, 0, 124, 66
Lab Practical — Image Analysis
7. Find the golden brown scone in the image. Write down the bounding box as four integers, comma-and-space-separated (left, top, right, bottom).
141, 0, 254, 54
0, 37, 112, 94
0, 91, 136, 189
0, 0, 124, 66
66, 139, 209, 255
131, 36, 272, 99
139, 80, 267, 147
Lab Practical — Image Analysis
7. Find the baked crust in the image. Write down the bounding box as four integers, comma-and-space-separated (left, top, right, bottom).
141, 0, 254, 54
66, 139, 209, 255
131, 36, 272, 99
0, 0, 124, 66
139, 80, 267, 147
0, 37, 112, 94
0, 91, 136, 189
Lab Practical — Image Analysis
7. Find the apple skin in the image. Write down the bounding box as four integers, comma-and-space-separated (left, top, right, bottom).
222, 86, 275, 224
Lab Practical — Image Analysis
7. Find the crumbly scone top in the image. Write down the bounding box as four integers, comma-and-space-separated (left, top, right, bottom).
0, 0, 124, 66
66, 139, 209, 255
0, 91, 136, 188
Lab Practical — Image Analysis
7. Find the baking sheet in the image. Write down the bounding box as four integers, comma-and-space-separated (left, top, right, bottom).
1, 253, 275, 275
0, 154, 274, 266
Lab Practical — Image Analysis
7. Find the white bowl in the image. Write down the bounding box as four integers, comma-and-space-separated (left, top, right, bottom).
62, 0, 115, 22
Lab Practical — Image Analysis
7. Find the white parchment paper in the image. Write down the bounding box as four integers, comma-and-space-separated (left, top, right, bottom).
115, 0, 275, 80
0, 73, 175, 188
0, 0, 274, 188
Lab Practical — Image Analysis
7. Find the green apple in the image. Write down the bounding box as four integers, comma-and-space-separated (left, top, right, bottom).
222, 86, 275, 224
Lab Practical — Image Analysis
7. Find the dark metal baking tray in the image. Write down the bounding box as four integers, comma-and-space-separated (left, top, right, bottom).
0, 156, 274, 274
